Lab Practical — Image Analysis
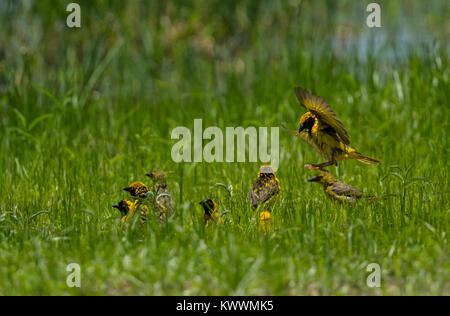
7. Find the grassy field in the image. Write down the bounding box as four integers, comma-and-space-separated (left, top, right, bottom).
0, 1, 449, 295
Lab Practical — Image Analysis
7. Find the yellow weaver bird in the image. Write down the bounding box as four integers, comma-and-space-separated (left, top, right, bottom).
112, 200, 134, 223
282, 87, 380, 170
112, 200, 149, 224
249, 165, 280, 209
123, 181, 149, 198
307, 171, 364, 204
258, 211, 273, 233
200, 199, 224, 225
146, 170, 175, 217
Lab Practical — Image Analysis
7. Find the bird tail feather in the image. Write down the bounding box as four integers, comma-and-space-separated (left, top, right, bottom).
364, 194, 395, 202
351, 152, 380, 165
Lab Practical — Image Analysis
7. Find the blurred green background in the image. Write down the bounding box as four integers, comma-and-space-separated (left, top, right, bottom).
0, 0, 448, 295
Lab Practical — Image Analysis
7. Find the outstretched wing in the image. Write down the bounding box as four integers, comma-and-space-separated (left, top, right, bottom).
331, 181, 363, 198
280, 124, 328, 159
294, 87, 350, 145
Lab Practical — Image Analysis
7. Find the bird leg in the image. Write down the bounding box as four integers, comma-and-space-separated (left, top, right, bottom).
305, 160, 336, 170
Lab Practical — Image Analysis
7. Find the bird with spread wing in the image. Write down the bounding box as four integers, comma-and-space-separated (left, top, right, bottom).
282, 87, 380, 170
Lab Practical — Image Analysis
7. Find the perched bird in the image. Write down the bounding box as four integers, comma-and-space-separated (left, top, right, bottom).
307, 171, 363, 204
258, 211, 273, 233
249, 165, 281, 209
113, 200, 150, 224
113, 200, 137, 223
113, 200, 134, 220
282, 87, 380, 170
146, 170, 175, 217
200, 198, 223, 225
123, 181, 149, 199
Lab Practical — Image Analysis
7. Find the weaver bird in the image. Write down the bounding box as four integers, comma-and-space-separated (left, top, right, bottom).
200, 198, 223, 225
146, 170, 175, 217
258, 211, 273, 233
282, 87, 380, 170
307, 171, 363, 204
113, 200, 150, 224
113, 200, 134, 222
123, 181, 149, 199
249, 165, 281, 209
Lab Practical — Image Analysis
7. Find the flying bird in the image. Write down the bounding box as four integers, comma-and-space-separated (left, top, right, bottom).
282, 87, 380, 170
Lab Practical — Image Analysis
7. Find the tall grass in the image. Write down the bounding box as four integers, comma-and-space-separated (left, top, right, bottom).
0, 0, 448, 295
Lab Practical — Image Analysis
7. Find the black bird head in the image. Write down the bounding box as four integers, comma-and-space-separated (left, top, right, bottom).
307, 171, 335, 185
112, 200, 130, 217
199, 199, 217, 214
299, 112, 316, 133
307, 174, 323, 183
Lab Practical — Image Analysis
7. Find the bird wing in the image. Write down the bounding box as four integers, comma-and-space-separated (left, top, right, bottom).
331, 181, 363, 198
280, 124, 328, 159
294, 87, 350, 145
249, 182, 260, 208
139, 204, 150, 223
249, 180, 279, 208
155, 183, 175, 216
258, 181, 280, 205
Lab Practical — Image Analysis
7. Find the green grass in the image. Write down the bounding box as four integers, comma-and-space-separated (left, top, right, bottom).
0, 1, 449, 295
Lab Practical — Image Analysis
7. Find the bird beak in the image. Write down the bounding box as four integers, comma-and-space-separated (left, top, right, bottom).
112, 204, 119, 209
298, 123, 306, 133
123, 187, 131, 192
307, 175, 321, 182
145, 173, 151, 178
